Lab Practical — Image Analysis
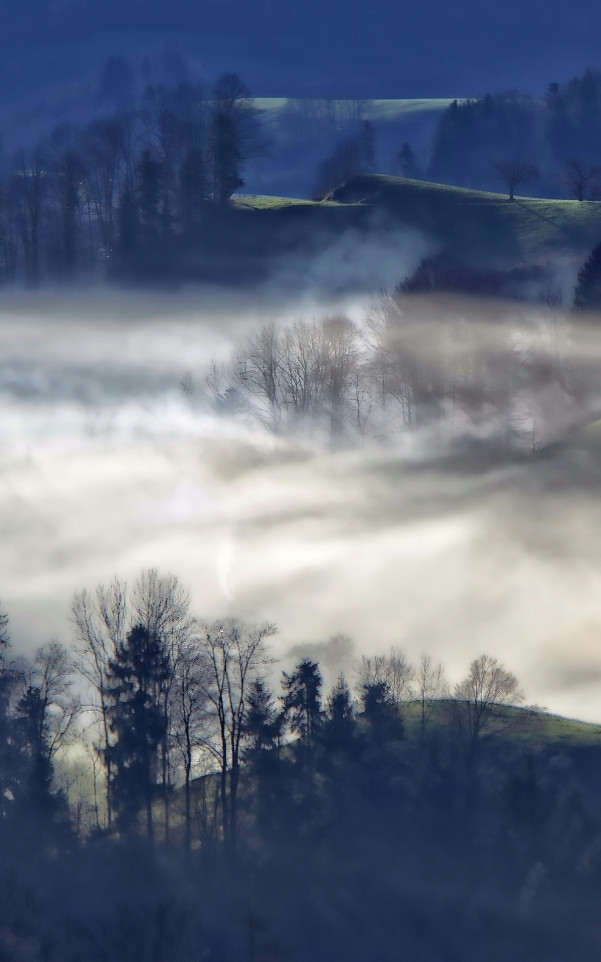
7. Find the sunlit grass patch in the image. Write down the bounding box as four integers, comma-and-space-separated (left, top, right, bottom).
232, 194, 338, 209
402, 700, 601, 746
253, 98, 454, 124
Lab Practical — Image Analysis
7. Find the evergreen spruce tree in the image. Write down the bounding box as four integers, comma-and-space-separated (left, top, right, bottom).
573, 240, 601, 309
323, 674, 355, 751
244, 677, 282, 756
361, 680, 404, 741
117, 186, 139, 256
208, 111, 243, 205
105, 624, 171, 840
281, 659, 323, 746
136, 150, 164, 244
180, 147, 207, 235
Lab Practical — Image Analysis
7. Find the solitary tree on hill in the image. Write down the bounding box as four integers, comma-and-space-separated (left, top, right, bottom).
454, 654, 524, 761
493, 158, 539, 201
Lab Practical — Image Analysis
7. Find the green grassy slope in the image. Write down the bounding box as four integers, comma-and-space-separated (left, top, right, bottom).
147, 703, 601, 845
402, 700, 601, 747
232, 195, 342, 210
331, 174, 601, 264
229, 175, 601, 270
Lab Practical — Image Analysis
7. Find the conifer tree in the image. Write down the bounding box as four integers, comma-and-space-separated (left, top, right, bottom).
573, 240, 601, 310
179, 147, 207, 234
117, 186, 139, 256
136, 150, 164, 244
282, 659, 323, 746
105, 624, 171, 840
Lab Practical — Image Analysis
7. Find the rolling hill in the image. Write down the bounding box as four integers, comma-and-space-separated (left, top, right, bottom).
329, 173, 601, 265
153, 701, 601, 848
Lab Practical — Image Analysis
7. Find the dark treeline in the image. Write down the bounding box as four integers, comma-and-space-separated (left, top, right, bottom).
2, 570, 601, 959
428, 68, 601, 198
0, 72, 266, 286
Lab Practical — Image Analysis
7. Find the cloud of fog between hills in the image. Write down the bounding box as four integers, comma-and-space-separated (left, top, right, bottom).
1, 289, 601, 721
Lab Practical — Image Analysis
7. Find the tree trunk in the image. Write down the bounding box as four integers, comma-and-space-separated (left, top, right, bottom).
185, 770, 191, 854
146, 789, 154, 844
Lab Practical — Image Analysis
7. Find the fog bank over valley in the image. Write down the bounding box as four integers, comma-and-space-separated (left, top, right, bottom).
2, 287, 601, 720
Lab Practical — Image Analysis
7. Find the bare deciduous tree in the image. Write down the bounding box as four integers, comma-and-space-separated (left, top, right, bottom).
493, 158, 539, 201
560, 158, 600, 201
72, 577, 127, 828
196, 618, 276, 848
238, 315, 361, 442
415, 653, 449, 740
10, 147, 47, 286
355, 647, 414, 704
72, 569, 193, 833
170, 635, 210, 852
80, 117, 128, 252
454, 654, 524, 760
17, 642, 80, 767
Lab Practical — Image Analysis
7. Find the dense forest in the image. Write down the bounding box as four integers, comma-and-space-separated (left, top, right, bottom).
1, 570, 601, 961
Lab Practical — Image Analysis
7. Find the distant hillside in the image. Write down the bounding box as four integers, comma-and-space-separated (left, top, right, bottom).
402, 700, 601, 748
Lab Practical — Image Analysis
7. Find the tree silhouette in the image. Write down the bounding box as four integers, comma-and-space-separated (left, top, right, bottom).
454, 654, 524, 762
179, 147, 207, 235
105, 624, 171, 840
207, 111, 243, 205
323, 674, 355, 751
361, 679, 403, 740
0, 603, 9, 651
282, 659, 323, 745
573, 240, 601, 310
197, 618, 275, 848
117, 186, 139, 256
493, 158, 539, 200
244, 677, 283, 757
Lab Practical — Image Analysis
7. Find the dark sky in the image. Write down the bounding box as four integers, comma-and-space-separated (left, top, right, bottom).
1, 0, 601, 104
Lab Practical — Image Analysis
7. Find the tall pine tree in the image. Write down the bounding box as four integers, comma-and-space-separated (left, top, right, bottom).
105, 624, 171, 840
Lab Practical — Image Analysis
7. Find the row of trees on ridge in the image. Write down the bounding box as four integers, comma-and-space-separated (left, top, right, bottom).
0, 569, 523, 850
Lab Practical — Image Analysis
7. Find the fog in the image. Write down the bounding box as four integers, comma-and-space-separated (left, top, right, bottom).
2, 287, 601, 721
